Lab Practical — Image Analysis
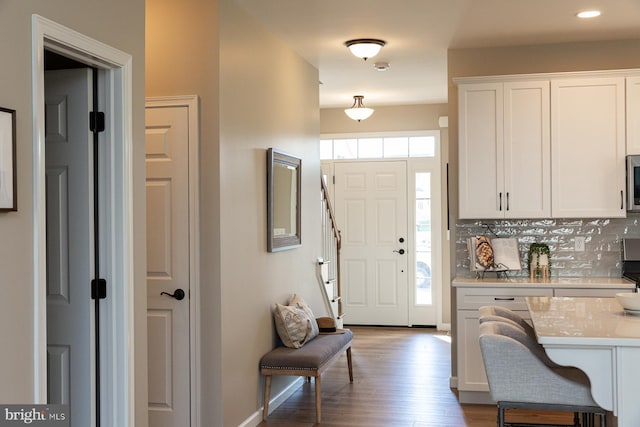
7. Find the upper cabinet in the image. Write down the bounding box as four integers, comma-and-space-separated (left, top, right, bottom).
458, 80, 550, 219
627, 76, 640, 155
457, 71, 633, 220
551, 77, 626, 218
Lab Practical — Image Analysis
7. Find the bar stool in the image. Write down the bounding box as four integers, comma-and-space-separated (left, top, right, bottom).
479, 321, 606, 427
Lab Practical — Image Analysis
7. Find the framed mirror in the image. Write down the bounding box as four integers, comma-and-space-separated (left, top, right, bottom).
267, 148, 302, 252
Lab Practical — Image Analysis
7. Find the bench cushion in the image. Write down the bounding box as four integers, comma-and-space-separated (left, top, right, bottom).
260, 329, 353, 372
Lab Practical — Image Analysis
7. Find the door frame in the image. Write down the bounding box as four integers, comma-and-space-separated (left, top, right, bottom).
145, 95, 201, 427
32, 15, 134, 426
322, 144, 444, 328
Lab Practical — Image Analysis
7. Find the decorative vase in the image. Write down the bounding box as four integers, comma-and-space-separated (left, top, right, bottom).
528, 243, 551, 280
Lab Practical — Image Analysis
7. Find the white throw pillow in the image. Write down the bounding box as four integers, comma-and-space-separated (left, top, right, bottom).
290, 294, 320, 341
273, 303, 312, 348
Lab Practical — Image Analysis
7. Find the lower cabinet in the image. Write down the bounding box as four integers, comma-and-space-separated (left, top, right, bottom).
455, 285, 633, 404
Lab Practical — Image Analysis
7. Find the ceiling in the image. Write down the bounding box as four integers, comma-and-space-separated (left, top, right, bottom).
236, 0, 640, 109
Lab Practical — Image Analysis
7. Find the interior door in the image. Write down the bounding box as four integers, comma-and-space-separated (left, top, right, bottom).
45, 68, 95, 426
145, 103, 192, 427
335, 161, 408, 325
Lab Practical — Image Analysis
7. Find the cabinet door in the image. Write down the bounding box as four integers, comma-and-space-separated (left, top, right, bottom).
503, 81, 551, 218
456, 309, 489, 392
458, 83, 504, 219
627, 76, 640, 155
551, 77, 626, 218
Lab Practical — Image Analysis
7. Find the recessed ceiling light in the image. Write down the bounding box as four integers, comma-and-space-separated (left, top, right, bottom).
577, 10, 601, 18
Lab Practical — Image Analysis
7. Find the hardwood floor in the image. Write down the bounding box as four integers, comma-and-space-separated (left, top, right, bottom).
258, 326, 579, 427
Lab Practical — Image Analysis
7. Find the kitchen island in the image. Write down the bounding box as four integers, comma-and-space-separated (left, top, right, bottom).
527, 296, 640, 427
452, 276, 635, 404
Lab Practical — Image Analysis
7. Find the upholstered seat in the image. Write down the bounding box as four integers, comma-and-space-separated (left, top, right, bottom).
479, 320, 606, 427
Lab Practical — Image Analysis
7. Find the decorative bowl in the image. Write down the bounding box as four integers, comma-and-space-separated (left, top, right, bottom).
616, 292, 640, 311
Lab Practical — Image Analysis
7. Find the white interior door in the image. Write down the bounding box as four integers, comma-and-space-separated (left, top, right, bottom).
335, 161, 408, 325
145, 103, 192, 427
45, 68, 95, 426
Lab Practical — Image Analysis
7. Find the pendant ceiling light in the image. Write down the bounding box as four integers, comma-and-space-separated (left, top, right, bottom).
344, 95, 374, 122
344, 38, 386, 61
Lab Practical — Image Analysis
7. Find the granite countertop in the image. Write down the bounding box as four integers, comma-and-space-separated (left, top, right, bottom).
452, 276, 636, 288
527, 296, 640, 344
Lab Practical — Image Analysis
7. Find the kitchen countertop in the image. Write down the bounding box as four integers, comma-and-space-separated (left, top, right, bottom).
527, 296, 640, 345
452, 276, 636, 288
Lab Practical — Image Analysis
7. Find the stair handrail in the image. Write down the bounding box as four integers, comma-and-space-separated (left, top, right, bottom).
320, 176, 343, 322
321, 177, 341, 250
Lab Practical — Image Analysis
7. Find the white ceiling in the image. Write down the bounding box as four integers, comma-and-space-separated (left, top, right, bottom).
236, 0, 640, 108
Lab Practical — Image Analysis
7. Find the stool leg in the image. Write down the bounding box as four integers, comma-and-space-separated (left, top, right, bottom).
315, 375, 322, 423
497, 403, 504, 427
346, 347, 354, 382
263, 376, 272, 421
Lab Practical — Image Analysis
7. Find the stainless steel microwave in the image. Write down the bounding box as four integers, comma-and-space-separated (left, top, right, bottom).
628, 155, 640, 211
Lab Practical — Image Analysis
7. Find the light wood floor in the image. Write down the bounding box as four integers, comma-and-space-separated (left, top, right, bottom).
258, 326, 581, 427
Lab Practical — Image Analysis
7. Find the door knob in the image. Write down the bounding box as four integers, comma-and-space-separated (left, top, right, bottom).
161, 289, 186, 300
393, 249, 405, 255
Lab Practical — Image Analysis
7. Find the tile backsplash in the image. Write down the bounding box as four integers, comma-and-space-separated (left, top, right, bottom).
455, 215, 640, 278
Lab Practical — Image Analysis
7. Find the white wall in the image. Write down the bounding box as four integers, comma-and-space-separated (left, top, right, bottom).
0, 1, 147, 426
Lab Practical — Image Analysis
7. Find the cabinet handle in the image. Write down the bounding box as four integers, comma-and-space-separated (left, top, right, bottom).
499, 192, 502, 211
494, 297, 515, 301
621, 190, 624, 210
506, 192, 510, 211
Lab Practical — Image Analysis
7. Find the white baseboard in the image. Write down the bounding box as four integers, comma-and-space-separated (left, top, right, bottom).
238, 377, 304, 427
449, 375, 458, 388
438, 322, 451, 332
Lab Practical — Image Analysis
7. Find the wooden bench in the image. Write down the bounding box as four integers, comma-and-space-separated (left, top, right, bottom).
259, 329, 354, 423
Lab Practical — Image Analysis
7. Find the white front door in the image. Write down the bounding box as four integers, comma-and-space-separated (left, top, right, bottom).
145, 103, 192, 426
335, 161, 409, 325
45, 68, 95, 425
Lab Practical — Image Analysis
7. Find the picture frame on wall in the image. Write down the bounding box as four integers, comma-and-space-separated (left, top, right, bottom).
0, 107, 16, 212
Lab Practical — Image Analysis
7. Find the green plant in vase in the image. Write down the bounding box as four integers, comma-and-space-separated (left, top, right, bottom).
528, 243, 551, 279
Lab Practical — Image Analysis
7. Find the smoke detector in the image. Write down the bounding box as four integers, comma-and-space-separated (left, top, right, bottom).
373, 61, 390, 71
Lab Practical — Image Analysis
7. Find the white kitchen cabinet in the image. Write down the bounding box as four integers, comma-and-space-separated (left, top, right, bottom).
627, 76, 640, 155
551, 77, 626, 218
458, 81, 550, 219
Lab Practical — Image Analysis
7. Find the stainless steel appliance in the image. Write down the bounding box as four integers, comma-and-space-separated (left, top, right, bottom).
627, 155, 640, 211
622, 238, 640, 290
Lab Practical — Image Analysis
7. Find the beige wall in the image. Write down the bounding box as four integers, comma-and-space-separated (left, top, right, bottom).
0, 0, 147, 425
321, 104, 447, 133
447, 38, 640, 378
146, 0, 223, 422
321, 104, 453, 325
219, 1, 321, 424
147, 0, 322, 425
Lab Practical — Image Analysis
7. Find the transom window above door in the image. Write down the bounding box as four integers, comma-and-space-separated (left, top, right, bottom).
320, 132, 437, 160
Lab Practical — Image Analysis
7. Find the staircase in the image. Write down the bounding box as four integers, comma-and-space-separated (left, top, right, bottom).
318, 177, 344, 328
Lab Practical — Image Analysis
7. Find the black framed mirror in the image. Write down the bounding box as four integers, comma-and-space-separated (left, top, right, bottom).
267, 148, 301, 252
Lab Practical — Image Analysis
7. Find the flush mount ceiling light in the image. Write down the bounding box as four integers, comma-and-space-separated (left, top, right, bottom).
344, 38, 386, 60
344, 95, 374, 122
577, 10, 601, 18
